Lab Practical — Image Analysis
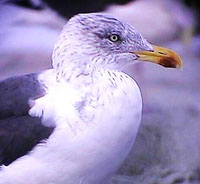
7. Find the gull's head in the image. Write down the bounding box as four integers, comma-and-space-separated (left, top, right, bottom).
52, 13, 182, 79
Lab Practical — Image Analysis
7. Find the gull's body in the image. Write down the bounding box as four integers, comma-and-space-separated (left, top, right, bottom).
0, 68, 141, 184
0, 14, 181, 184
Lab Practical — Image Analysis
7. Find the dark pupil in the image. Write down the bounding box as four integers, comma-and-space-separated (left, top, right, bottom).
110, 35, 119, 42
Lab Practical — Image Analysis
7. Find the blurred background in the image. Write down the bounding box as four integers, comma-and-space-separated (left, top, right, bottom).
0, 0, 200, 183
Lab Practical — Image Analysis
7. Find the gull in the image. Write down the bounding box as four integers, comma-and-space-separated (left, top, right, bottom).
0, 13, 182, 184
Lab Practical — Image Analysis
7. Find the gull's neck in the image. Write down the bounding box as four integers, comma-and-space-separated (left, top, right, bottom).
52, 48, 119, 89
52, 30, 119, 85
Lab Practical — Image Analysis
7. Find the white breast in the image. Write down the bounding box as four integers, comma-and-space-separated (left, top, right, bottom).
0, 70, 142, 184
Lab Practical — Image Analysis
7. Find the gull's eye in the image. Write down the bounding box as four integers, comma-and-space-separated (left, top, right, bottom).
108, 34, 120, 42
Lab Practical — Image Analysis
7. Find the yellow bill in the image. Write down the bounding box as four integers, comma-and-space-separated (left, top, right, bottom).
134, 45, 182, 68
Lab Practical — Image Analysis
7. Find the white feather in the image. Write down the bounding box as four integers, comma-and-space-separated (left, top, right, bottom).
0, 69, 142, 184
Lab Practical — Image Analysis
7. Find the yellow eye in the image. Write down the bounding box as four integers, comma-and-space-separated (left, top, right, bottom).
109, 34, 120, 42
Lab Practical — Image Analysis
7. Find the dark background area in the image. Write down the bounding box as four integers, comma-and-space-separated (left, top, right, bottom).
7, 0, 200, 34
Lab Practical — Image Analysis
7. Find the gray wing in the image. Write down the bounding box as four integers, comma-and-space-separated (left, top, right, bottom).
0, 73, 54, 166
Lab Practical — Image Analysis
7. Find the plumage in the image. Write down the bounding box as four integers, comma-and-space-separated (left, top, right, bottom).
0, 73, 54, 166
0, 13, 181, 184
